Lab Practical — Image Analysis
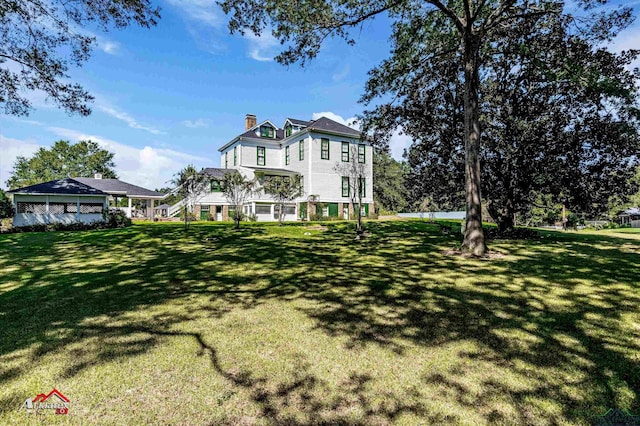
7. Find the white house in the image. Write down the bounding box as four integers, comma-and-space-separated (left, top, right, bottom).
187, 114, 374, 222
7, 178, 109, 227
7, 176, 166, 227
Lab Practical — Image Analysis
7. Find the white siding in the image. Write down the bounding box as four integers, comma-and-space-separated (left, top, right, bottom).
305, 132, 373, 203
13, 194, 107, 227
211, 127, 373, 221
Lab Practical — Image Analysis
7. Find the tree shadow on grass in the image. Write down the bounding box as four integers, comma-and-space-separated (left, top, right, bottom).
0, 221, 638, 424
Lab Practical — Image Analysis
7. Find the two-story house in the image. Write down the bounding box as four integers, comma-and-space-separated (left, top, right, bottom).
192, 114, 374, 222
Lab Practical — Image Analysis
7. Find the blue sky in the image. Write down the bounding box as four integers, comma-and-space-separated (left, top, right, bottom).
1, 0, 638, 190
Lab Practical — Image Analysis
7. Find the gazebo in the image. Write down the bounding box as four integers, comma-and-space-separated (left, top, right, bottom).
154, 203, 171, 218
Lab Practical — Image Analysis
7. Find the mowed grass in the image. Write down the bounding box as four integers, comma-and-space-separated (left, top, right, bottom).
0, 220, 638, 425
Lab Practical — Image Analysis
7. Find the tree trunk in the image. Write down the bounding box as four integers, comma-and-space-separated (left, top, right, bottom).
461, 33, 486, 256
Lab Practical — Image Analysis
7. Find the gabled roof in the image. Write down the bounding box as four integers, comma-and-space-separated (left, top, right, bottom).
246, 119, 280, 132
74, 178, 164, 198
284, 118, 310, 127
237, 128, 285, 141
218, 115, 362, 152
203, 168, 239, 179
8, 178, 108, 196
307, 116, 361, 137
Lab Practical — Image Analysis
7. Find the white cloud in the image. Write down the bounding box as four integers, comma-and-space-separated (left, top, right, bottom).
244, 31, 279, 62
99, 40, 120, 55
388, 129, 412, 161
0, 135, 42, 189
165, 0, 223, 28
164, 0, 227, 54
332, 64, 350, 82
182, 118, 210, 128
97, 104, 166, 135
311, 111, 360, 129
46, 127, 210, 189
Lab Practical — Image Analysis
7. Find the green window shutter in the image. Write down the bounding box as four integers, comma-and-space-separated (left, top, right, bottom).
328, 203, 338, 217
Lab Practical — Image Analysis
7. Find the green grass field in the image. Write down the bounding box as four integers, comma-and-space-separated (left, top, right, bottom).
0, 221, 638, 425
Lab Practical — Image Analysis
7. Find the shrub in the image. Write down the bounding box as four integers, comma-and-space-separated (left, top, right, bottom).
105, 209, 132, 228
565, 213, 584, 230
0, 209, 132, 234
377, 208, 397, 216
180, 211, 197, 222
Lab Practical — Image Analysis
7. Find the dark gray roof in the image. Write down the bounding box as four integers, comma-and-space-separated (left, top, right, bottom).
74, 178, 164, 198
245, 166, 299, 175
619, 207, 640, 215
287, 118, 310, 126
203, 168, 239, 179
219, 116, 361, 152
237, 128, 285, 141
8, 178, 108, 196
308, 116, 361, 137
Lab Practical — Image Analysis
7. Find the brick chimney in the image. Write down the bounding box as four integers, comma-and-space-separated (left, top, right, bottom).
245, 114, 256, 130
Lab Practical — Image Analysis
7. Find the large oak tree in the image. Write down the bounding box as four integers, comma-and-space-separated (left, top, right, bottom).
218, 0, 632, 255
7, 140, 117, 189
369, 11, 639, 231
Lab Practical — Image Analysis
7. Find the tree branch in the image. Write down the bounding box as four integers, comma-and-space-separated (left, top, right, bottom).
426, 0, 465, 33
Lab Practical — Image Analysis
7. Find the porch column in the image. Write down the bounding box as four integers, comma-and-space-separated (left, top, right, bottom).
146, 199, 153, 218
127, 197, 132, 218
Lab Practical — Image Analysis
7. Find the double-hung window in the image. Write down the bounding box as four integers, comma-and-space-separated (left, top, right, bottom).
321, 138, 330, 160
257, 146, 266, 166
342, 177, 350, 197
341, 142, 349, 162
233, 147, 237, 166
299, 140, 304, 161
285, 146, 290, 165
358, 178, 366, 198
225, 152, 228, 168
358, 144, 366, 163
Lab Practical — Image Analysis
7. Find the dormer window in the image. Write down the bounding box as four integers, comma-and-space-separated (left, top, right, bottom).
285, 124, 292, 137
260, 125, 274, 138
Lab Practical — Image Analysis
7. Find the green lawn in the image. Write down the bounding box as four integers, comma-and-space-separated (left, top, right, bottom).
0, 221, 638, 425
